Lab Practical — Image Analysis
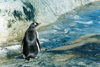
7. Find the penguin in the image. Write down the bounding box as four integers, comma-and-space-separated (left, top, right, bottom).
22, 22, 41, 60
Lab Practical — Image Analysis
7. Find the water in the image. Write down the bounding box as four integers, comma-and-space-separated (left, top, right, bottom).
1, 2, 100, 67
40, 9, 100, 50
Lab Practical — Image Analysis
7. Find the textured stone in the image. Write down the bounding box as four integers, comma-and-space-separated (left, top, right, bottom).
0, 0, 99, 44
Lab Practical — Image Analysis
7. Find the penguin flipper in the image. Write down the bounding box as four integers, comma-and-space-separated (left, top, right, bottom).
36, 38, 41, 51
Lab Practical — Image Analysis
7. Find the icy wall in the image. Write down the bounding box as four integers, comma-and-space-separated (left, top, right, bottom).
30, 0, 99, 26
0, 0, 99, 44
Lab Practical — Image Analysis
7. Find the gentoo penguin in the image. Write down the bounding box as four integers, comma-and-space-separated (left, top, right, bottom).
22, 22, 41, 60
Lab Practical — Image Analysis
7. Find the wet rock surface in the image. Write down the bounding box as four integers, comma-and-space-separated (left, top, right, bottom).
1, 1, 100, 67
0, 34, 100, 67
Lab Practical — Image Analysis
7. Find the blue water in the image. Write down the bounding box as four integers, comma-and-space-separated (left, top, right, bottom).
40, 9, 100, 49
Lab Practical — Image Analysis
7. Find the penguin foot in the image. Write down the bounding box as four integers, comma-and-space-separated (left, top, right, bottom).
34, 56, 38, 59
25, 57, 30, 61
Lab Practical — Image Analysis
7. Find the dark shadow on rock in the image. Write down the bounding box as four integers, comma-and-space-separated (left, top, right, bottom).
90, 35, 100, 39
15, 55, 24, 59
13, 10, 23, 20
70, 42, 100, 55
23, 2, 35, 21
46, 50, 66, 54
5, 49, 23, 59
83, 56, 100, 62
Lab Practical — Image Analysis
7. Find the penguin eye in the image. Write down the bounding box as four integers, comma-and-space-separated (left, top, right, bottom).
34, 23, 37, 26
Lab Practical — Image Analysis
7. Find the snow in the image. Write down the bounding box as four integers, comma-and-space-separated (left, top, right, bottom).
0, 45, 21, 58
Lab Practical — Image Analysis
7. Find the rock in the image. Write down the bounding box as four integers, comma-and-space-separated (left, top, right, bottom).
0, 34, 100, 67
0, 0, 36, 44
0, 0, 99, 44
0, 45, 21, 58
30, 0, 99, 26
40, 34, 100, 66
51, 34, 100, 52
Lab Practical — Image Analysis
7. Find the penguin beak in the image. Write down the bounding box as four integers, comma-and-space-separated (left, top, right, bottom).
38, 23, 41, 26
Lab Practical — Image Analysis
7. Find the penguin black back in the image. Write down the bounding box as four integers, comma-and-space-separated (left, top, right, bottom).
22, 22, 41, 60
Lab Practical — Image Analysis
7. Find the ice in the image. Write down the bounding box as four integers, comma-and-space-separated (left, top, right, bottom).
64, 28, 70, 34
0, 48, 7, 57
0, 0, 23, 11
76, 21, 93, 24
5, 45, 21, 51
0, 45, 21, 58
73, 15, 81, 19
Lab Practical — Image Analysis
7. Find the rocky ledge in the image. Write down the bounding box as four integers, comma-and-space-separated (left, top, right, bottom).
0, 34, 100, 67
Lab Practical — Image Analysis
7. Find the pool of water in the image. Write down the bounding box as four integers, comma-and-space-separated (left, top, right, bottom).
39, 8, 100, 50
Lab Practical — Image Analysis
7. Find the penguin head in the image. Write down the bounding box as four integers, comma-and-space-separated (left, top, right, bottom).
30, 22, 40, 28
